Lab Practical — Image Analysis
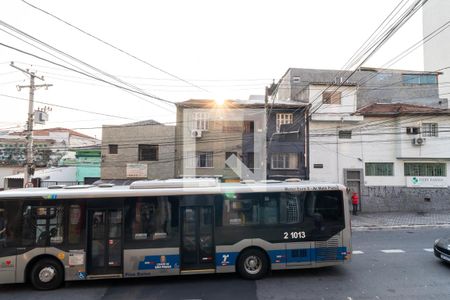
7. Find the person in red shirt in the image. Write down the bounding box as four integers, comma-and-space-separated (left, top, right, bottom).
351, 192, 359, 216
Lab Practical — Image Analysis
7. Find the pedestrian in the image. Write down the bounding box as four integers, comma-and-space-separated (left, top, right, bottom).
351, 192, 359, 216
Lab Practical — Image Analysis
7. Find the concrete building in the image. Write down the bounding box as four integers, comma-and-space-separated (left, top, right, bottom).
271, 67, 450, 212
101, 120, 175, 182
273, 67, 447, 108
175, 99, 309, 181
423, 0, 450, 103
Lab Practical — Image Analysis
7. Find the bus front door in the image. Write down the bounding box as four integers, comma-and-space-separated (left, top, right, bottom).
180, 206, 215, 272
87, 209, 123, 276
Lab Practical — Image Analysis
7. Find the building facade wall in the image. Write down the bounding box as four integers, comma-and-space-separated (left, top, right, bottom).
310, 115, 450, 212
101, 122, 175, 180
175, 102, 308, 181
282, 68, 445, 108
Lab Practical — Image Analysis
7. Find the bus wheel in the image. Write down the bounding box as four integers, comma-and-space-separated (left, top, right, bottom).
30, 258, 64, 290
237, 249, 269, 279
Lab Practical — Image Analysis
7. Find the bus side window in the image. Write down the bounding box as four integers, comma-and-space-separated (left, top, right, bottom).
68, 204, 84, 245
0, 202, 22, 248
128, 197, 174, 241
0, 208, 6, 246
280, 192, 305, 224
306, 191, 344, 228
261, 194, 279, 225
22, 205, 64, 247
222, 193, 259, 226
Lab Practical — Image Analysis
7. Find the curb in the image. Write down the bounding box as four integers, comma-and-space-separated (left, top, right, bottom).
352, 223, 450, 231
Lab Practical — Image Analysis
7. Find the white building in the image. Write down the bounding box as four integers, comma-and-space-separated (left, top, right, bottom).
3, 166, 77, 189
308, 94, 450, 212
423, 0, 450, 103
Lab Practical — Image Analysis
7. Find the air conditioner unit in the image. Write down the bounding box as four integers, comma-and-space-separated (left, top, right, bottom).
191, 129, 202, 138
413, 137, 426, 146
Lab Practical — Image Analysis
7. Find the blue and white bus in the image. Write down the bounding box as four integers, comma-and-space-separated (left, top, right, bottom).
0, 179, 351, 289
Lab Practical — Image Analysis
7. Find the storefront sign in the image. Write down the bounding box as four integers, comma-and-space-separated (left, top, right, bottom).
126, 164, 148, 178
406, 176, 448, 188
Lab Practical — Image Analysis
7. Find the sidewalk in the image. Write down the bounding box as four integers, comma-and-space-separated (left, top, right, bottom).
351, 210, 450, 231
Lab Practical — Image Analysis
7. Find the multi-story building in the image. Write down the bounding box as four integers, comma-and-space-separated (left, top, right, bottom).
101, 120, 175, 183
271, 67, 450, 212
272, 67, 447, 108
175, 99, 309, 181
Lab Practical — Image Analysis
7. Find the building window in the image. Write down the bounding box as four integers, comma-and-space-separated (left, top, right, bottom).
406, 127, 420, 135
276, 113, 293, 132
422, 123, 438, 137
243, 121, 254, 133
402, 74, 437, 85
197, 152, 213, 168
109, 144, 118, 154
404, 163, 446, 177
192, 112, 209, 131
186, 151, 213, 168
225, 152, 238, 168
365, 163, 394, 176
338, 130, 352, 139
322, 91, 342, 104
138, 144, 158, 161
271, 153, 299, 169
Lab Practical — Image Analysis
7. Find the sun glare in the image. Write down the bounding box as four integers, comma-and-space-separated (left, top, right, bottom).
215, 98, 226, 106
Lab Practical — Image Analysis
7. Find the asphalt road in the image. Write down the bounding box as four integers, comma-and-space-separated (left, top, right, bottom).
1, 228, 450, 300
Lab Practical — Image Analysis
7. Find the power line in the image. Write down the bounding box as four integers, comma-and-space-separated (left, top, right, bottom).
0, 20, 177, 111
0, 41, 175, 106
21, 0, 211, 94
0, 93, 136, 121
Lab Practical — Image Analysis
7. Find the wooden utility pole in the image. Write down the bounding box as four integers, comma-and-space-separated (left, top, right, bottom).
10, 62, 52, 188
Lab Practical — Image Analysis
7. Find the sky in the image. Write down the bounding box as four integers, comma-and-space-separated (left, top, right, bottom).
0, 0, 427, 139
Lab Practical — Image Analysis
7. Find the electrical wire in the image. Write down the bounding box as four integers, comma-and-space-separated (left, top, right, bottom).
21, 0, 211, 94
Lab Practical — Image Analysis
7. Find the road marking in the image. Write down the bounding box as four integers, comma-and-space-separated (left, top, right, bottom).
424, 248, 433, 252
381, 249, 405, 253
352, 251, 364, 254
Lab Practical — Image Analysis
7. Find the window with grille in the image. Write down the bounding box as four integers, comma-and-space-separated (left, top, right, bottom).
422, 123, 438, 137
404, 163, 446, 177
322, 91, 342, 104
192, 112, 209, 130
365, 163, 394, 176
271, 153, 299, 169
276, 113, 293, 132
138, 144, 158, 161
185, 151, 213, 168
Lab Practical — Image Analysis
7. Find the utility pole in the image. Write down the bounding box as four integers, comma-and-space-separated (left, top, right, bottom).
10, 62, 52, 188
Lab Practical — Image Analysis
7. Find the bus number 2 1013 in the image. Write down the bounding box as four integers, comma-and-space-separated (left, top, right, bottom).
283, 231, 306, 240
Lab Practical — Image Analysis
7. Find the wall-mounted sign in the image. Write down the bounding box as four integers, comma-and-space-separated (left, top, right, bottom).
126, 163, 148, 178
406, 176, 448, 188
